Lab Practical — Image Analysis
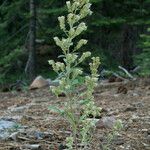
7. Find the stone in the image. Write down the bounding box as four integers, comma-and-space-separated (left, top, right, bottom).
0, 120, 17, 140
46, 79, 52, 85
9, 132, 19, 141
49, 79, 60, 86
124, 105, 137, 112
0, 120, 16, 130
96, 116, 116, 129
23, 144, 41, 150
113, 137, 125, 145
131, 114, 139, 122
8, 105, 29, 113
29, 76, 50, 90
26, 130, 54, 140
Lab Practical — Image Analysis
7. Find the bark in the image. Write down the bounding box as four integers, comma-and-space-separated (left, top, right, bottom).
25, 0, 36, 81
121, 25, 134, 70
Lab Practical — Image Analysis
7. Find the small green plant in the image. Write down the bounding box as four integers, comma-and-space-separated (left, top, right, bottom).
48, 0, 101, 149
102, 120, 123, 150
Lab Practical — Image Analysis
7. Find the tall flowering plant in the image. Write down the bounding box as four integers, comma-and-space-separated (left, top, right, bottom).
49, 0, 101, 149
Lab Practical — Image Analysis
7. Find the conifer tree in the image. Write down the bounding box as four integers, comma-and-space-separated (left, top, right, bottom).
135, 28, 150, 75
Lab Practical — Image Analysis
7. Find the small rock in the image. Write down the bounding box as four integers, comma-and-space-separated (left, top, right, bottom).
141, 129, 149, 132
114, 94, 119, 97
119, 145, 125, 149
49, 79, 60, 86
125, 144, 131, 150
30, 76, 50, 90
0, 120, 17, 130
131, 114, 139, 122
113, 137, 125, 145
132, 93, 139, 97
96, 116, 116, 129
26, 130, 54, 140
46, 78, 52, 84
34, 131, 45, 140
8, 105, 29, 113
9, 132, 19, 141
124, 106, 137, 112
114, 139, 124, 145
0, 120, 18, 140
23, 144, 41, 150
0, 132, 10, 140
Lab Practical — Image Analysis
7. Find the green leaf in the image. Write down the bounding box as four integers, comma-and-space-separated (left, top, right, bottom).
72, 79, 79, 85
58, 55, 65, 58
48, 106, 64, 115
79, 99, 90, 105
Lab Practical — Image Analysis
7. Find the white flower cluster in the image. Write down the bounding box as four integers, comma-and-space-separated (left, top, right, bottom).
65, 53, 78, 64
72, 68, 83, 79
48, 60, 65, 72
90, 57, 101, 77
58, 16, 65, 31
83, 101, 101, 118
54, 37, 73, 53
79, 51, 91, 62
67, 0, 92, 17
75, 39, 88, 51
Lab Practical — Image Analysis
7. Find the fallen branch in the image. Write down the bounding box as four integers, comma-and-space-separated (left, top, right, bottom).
113, 72, 127, 81
118, 66, 135, 80
130, 66, 141, 74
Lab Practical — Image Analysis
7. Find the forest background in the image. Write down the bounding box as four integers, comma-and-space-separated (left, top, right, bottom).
0, 0, 150, 84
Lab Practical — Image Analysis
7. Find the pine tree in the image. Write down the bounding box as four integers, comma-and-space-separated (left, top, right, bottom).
135, 28, 150, 76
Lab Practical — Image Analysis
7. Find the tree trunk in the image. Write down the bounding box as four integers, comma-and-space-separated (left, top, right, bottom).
121, 25, 134, 70
25, 0, 36, 81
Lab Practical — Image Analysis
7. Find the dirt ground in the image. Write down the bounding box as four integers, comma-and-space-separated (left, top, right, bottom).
0, 78, 149, 150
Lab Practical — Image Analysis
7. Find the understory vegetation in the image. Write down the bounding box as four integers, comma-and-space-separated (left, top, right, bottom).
0, 0, 150, 83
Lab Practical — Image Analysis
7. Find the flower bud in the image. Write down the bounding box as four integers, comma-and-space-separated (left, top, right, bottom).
54, 37, 61, 47
75, 39, 88, 50
79, 51, 91, 62
58, 16, 65, 31
67, 13, 74, 25
75, 23, 87, 36
66, 1, 71, 12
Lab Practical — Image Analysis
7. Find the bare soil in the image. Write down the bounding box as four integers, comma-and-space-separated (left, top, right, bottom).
0, 78, 150, 150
